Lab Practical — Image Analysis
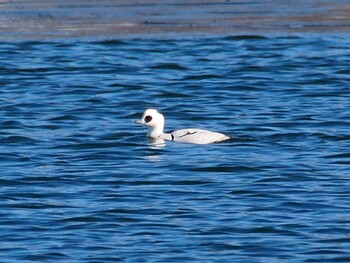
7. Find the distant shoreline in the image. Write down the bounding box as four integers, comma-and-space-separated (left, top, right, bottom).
1, 0, 349, 40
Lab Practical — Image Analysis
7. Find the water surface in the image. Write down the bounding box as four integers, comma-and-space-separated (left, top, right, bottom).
1, 36, 350, 262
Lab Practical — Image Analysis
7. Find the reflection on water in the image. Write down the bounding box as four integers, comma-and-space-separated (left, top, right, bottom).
148, 137, 166, 148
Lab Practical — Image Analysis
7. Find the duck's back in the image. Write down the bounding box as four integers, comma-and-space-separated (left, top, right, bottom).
170, 129, 230, 144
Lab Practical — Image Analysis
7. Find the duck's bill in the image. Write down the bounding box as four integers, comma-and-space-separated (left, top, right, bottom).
135, 119, 145, 124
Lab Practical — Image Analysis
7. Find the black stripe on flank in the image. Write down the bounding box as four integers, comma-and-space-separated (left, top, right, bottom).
178, 131, 197, 138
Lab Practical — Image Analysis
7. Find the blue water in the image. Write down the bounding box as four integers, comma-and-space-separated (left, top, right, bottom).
1, 36, 350, 262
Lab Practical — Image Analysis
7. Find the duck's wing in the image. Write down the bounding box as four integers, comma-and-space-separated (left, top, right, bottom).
170, 129, 230, 144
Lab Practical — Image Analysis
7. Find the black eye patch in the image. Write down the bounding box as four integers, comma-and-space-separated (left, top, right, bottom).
145, 115, 152, 123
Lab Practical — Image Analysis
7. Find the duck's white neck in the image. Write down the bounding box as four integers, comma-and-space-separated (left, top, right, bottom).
147, 123, 164, 139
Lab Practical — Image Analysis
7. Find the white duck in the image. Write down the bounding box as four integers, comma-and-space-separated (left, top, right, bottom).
135, 109, 230, 144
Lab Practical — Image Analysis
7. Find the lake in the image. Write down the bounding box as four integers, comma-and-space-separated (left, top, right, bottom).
1, 35, 350, 262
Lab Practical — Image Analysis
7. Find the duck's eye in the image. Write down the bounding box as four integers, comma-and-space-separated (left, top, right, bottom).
145, 115, 152, 123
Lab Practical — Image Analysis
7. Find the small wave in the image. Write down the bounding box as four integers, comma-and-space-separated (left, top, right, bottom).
322, 153, 350, 159
1, 120, 24, 128
157, 92, 192, 98
48, 115, 79, 121
151, 63, 188, 71
0, 135, 38, 144
182, 74, 221, 80
150, 63, 188, 71
94, 40, 126, 46
224, 35, 268, 41
191, 166, 263, 173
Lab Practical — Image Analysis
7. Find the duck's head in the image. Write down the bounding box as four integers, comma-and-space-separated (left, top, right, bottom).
135, 109, 165, 137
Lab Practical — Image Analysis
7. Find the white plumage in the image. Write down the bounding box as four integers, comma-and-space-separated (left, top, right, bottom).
135, 109, 230, 144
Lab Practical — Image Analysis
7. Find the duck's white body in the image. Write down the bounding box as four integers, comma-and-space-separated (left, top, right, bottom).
135, 109, 230, 144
